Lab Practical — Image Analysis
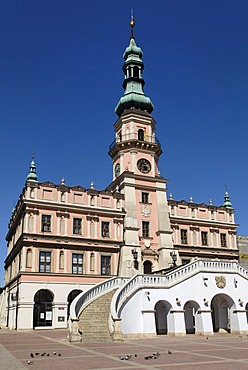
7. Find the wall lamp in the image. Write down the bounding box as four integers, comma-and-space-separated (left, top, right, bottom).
203, 298, 209, 306
170, 251, 177, 267
176, 297, 181, 306
132, 248, 139, 270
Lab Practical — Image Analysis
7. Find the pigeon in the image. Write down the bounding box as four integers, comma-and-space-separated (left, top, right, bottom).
144, 355, 153, 360
119, 356, 125, 360
125, 355, 131, 360
153, 352, 160, 357
53, 352, 57, 355
134, 353, 137, 357
78, 329, 83, 335
168, 350, 172, 354
27, 360, 33, 365
41, 353, 46, 356
30, 353, 34, 358
206, 337, 208, 340
58, 352, 61, 357
35, 353, 40, 356
47, 353, 50, 356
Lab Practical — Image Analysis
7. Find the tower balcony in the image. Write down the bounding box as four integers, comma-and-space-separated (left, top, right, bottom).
108, 133, 162, 158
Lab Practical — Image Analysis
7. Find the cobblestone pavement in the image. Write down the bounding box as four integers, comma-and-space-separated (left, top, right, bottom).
1, 329, 248, 369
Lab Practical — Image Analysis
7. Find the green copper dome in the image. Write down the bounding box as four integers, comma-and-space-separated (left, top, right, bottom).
26, 157, 38, 182
222, 191, 233, 209
115, 31, 154, 117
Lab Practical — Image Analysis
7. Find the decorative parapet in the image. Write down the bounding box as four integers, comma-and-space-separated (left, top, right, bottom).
111, 260, 248, 320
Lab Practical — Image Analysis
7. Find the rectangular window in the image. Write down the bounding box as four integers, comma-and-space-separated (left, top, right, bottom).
141, 192, 149, 204
72, 253, 83, 274
182, 259, 190, 265
102, 222, 110, 237
220, 233, 227, 247
142, 221, 149, 238
101, 256, 111, 275
201, 231, 208, 246
39, 251, 51, 273
181, 229, 188, 244
73, 218, 82, 235
42, 215, 51, 232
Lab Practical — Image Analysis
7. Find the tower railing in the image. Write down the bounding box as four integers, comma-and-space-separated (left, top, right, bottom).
109, 133, 161, 151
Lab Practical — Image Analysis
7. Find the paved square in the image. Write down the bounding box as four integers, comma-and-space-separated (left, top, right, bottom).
1, 330, 248, 369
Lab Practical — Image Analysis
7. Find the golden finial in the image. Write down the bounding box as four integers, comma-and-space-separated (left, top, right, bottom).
130, 9, 135, 28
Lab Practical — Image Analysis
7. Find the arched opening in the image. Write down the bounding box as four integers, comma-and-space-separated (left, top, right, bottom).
143, 260, 152, 274
184, 300, 200, 334
154, 300, 172, 335
138, 129, 144, 141
67, 289, 82, 319
33, 289, 54, 328
133, 66, 139, 78
211, 293, 236, 333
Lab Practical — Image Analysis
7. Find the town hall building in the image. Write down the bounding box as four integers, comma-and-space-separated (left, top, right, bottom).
1, 19, 247, 341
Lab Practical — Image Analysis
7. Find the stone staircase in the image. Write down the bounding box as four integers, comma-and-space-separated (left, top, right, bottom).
78, 289, 116, 342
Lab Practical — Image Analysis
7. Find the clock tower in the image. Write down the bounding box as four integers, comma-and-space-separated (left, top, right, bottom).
108, 19, 175, 276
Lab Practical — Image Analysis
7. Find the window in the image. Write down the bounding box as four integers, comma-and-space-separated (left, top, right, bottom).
42, 215, 51, 232
72, 253, 83, 274
26, 248, 32, 268
141, 192, 149, 204
142, 221, 149, 238
220, 233, 227, 247
182, 259, 190, 265
201, 231, 208, 246
102, 222, 110, 237
181, 229, 188, 244
73, 218, 82, 235
101, 256, 111, 275
39, 251, 51, 273
138, 129, 144, 141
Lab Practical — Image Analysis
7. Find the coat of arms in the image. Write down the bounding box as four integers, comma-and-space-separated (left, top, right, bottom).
215, 276, 226, 289
141, 205, 151, 217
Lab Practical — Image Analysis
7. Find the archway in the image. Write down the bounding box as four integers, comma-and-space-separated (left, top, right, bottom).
67, 289, 82, 319
154, 300, 172, 335
33, 289, 54, 328
143, 260, 152, 274
184, 300, 200, 334
211, 293, 235, 333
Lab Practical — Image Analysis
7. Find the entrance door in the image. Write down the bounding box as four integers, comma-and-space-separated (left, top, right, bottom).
33, 289, 53, 328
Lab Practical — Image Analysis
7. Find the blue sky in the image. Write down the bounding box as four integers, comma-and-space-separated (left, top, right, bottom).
1, 0, 248, 285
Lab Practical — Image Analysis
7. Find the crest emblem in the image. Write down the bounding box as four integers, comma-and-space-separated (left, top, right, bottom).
215, 276, 226, 289
141, 205, 151, 217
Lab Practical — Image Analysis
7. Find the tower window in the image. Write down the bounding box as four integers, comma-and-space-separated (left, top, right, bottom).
102, 222, 110, 237
138, 129, 144, 141
142, 221, 149, 238
39, 251, 51, 273
201, 231, 208, 246
133, 66, 139, 78
73, 218, 82, 235
72, 253, 83, 274
101, 256, 111, 275
141, 192, 149, 204
181, 229, 188, 244
220, 233, 227, 247
41, 215, 51, 232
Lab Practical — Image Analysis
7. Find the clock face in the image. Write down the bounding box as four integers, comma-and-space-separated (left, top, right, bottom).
137, 158, 151, 174
115, 163, 120, 177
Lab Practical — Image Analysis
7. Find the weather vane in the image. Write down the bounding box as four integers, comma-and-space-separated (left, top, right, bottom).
130, 9, 135, 37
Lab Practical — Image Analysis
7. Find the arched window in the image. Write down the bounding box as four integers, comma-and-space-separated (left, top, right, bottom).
138, 129, 144, 141
59, 251, 64, 269
90, 252, 95, 271
26, 248, 32, 268
67, 289, 82, 319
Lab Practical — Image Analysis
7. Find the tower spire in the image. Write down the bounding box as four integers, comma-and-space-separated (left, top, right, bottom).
222, 187, 233, 209
115, 16, 154, 117
26, 156, 38, 182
